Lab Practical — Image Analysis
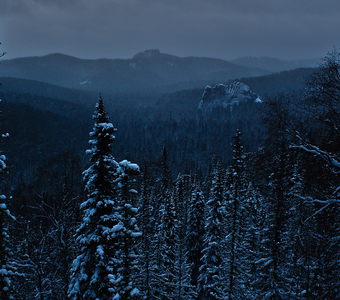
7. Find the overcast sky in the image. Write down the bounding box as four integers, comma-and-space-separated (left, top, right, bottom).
1, 0, 340, 60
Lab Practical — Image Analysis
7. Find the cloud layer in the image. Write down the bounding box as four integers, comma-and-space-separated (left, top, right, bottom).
1, 0, 340, 60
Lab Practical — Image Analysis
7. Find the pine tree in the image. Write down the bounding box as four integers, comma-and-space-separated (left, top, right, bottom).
149, 147, 177, 299
285, 154, 313, 298
111, 159, 141, 299
257, 93, 298, 299
186, 174, 205, 298
68, 95, 121, 300
243, 183, 263, 298
256, 144, 292, 299
158, 187, 177, 299
226, 130, 246, 299
223, 129, 257, 299
198, 158, 226, 299
173, 174, 193, 299
138, 167, 154, 299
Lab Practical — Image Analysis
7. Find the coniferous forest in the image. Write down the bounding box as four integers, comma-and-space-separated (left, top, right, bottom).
1, 48, 340, 299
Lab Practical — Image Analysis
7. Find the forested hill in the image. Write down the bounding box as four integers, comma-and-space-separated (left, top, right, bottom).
0, 63, 315, 187
0, 77, 97, 107
0, 67, 314, 183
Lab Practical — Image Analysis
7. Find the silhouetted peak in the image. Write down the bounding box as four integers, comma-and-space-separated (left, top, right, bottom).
133, 49, 161, 59
132, 49, 179, 60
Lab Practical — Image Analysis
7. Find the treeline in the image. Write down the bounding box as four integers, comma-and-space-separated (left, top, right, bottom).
0, 64, 314, 182
1, 49, 340, 299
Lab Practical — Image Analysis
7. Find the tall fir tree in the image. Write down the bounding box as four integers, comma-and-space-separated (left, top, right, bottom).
68, 95, 121, 299
138, 167, 154, 299
285, 153, 313, 298
173, 174, 193, 299
186, 174, 205, 298
150, 147, 177, 299
158, 187, 177, 299
224, 129, 251, 299
256, 144, 292, 299
256, 93, 296, 299
198, 158, 226, 300
111, 159, 141, 299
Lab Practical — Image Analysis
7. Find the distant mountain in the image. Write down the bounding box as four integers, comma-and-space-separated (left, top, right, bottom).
0, 50, 271, 95
231, 56, 320, 73
0, 76, 161, 112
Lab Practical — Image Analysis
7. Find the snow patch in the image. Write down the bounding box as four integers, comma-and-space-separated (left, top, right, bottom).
79, 80, 91, 85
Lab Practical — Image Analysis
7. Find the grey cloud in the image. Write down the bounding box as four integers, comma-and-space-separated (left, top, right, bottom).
1, 0, 340, 60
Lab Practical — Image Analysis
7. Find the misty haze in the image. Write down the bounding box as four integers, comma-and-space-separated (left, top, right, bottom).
1, 1, 340, 299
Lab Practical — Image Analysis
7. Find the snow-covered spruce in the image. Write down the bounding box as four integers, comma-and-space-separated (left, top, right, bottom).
68, 96, 141, 300
224, 130, 257, 299
111, 160, 141, 300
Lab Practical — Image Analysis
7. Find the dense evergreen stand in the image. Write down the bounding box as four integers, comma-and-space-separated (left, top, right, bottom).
2, 48, 340, 299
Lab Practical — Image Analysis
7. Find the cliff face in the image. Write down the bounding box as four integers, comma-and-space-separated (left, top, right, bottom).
198, 81, 262, 112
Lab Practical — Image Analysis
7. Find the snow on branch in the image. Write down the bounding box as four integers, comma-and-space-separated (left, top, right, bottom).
290, 131, 340, 170
294, 194, 340, 222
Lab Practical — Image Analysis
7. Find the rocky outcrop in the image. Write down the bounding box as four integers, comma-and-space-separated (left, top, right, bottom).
198, 81, 261, 111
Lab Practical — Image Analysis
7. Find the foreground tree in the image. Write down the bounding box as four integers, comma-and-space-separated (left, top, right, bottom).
0, 46, 15, 300
295, 48, 340, 299
68, 96, 121, 299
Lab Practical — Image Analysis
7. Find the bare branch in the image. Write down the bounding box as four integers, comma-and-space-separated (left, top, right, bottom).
290, 131, 340, 170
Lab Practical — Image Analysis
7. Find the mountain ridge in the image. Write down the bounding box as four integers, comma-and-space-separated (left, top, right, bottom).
0, 50, 271, 95
231, 56, 320, 73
